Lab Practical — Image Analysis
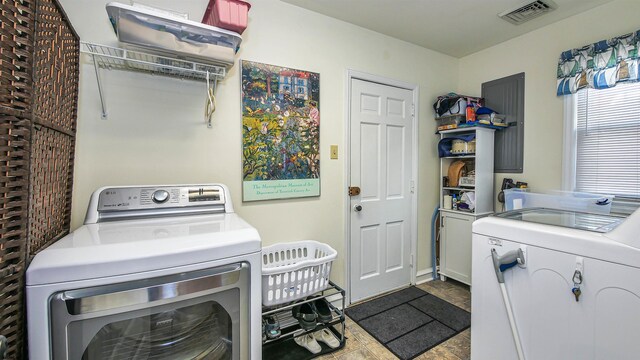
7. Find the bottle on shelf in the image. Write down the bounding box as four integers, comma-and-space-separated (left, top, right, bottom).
452, 194, 458, 210
466, 102, 476, 123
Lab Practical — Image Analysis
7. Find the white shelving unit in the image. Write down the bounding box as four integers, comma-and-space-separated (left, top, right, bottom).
81, 42, 227, 126
438, 126, 495, 285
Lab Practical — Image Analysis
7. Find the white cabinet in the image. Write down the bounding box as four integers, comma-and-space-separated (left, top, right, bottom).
438, 127, 495, 285
440, 212, 473, 284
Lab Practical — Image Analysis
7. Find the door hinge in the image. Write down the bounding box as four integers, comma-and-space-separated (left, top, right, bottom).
410, 180, 415, 194
411, 104, 415, 117
410, 255, 414, 268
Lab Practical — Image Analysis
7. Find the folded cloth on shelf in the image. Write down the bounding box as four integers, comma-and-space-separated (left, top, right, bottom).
475, 106, 498, 115
461, 191, 476, 211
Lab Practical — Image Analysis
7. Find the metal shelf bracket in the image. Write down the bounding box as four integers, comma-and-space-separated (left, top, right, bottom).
89, 51, 108, 119
80, 41, 227, 126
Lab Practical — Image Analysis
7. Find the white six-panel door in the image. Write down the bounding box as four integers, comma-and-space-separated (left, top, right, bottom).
349, 78, 414, 303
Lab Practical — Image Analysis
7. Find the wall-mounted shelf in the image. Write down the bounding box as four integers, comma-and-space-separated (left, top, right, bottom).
80, 41, 226, 126
442, 155, 476, 159
438, 208, 493, 217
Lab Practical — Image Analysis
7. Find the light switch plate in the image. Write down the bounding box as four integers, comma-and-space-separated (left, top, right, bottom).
330, 145, 338, 159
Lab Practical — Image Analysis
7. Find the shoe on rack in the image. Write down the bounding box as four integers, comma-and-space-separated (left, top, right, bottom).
311, 298, 333, 323
313, 328, 341, 349
294, 334, 322, 354
263, 315, 281, 339
292, 302, 317, 331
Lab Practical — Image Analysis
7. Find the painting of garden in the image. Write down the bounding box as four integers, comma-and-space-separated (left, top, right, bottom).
241, 60, 320, 201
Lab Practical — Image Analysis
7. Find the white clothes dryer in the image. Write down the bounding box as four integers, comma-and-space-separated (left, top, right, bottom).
26, 184, 262, 360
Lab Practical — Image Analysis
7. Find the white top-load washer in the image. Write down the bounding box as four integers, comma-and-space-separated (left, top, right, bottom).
27, 184, 262, 360
471, 207, 640, 360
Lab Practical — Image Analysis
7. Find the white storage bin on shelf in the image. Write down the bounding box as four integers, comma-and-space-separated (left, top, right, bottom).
106, 2, 242, 68
261, 240, 337, 306
504, 189, 614, 214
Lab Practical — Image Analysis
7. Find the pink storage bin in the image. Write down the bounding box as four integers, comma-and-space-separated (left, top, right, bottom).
202, 0, 251, 34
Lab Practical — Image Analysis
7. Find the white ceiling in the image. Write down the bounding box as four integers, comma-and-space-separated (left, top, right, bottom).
280, 0, 615, 58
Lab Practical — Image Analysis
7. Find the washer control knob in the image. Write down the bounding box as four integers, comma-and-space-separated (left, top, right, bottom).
152, 190, 170, 204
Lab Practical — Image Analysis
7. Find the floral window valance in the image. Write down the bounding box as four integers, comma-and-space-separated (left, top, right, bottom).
557, 30, 640, 96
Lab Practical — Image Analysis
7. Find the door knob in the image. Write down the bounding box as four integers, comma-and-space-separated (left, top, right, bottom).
354, 204, 363, 212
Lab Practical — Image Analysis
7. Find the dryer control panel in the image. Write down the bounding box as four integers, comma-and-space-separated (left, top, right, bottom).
87, 184, 233, 223
98, 185, 226, 211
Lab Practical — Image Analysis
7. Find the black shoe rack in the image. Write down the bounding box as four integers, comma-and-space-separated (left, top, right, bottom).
262, 281, 346, 360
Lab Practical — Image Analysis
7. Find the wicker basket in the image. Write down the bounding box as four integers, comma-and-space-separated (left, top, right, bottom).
261, 241, 337, 306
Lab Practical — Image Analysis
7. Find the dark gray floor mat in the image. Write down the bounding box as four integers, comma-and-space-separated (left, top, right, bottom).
345, 286, 426, 321
346, 286, 470, 360
386, 321, 456, 360
408, 293, 471, 331
357, 303, 433, 343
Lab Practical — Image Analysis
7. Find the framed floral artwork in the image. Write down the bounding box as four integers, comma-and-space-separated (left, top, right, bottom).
241, 60, 320, 201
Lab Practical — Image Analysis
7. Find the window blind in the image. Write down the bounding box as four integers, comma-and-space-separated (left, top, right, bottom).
576, 82, 640, 200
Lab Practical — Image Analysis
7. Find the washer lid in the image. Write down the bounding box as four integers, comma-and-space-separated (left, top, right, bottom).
473, 209, 640, 268
493, 208, 625, 233
26, 213, 261, 285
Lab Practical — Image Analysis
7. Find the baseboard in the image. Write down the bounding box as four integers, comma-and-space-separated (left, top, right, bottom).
415, 269, 435, 285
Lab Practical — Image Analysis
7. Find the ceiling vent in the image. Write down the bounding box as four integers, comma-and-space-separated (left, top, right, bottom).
498, 0, 557, 25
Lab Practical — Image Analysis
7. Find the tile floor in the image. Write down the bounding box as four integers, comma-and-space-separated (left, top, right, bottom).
321, 279, 471, 360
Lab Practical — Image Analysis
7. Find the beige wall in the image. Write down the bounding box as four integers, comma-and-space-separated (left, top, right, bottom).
60, 0, 459, 286
458, 0, 640, 210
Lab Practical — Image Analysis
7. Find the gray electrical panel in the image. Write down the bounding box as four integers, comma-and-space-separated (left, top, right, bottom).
481, 73, 525, 173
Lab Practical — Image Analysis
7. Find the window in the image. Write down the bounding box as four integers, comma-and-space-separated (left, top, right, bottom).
565, 82, 640, 213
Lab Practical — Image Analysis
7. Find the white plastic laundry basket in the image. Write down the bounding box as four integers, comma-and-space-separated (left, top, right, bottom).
261, 240, 337, 306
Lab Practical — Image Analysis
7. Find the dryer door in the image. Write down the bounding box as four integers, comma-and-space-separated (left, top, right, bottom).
50, 263, 249, 360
